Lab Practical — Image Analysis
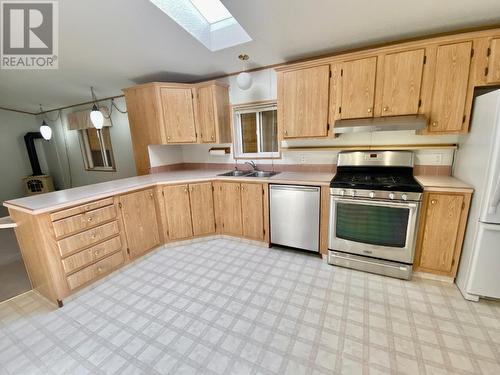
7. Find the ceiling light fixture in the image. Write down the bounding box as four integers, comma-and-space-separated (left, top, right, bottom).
236, 54, 252, 90
38, 105, 52, 141
90, 87, 104, 130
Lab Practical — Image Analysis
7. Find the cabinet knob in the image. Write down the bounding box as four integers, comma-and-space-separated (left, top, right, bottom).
431, 199, 437, 205
87, 216, 93, 222
367, 108, 372, 113
149, 192, 154, 199
211, 135, 214, 140
167, 136, 171, 140
184, 188, 188, 193
90, 233, 96, 239
431, 121, 438, 127
284, 130, 288, 136
383, 106, 388, 112
97, 267, 102, 273
94, 250, 100, 257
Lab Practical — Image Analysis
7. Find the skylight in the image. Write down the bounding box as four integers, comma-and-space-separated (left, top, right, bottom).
190, 0, 231, 24
149, 0, 251, 52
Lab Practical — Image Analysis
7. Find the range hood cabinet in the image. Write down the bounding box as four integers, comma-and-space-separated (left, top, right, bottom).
333, 115, 428, 134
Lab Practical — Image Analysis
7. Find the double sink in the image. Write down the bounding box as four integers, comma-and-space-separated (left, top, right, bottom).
217, 170, 280, 178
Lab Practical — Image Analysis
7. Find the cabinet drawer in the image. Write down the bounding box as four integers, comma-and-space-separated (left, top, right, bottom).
50, 197, 114, 221
61, 236, 122, 274
58, 221, 120, 256
53, 205, 117, 238
66, 250, 125, 290
94, 250, 125, 277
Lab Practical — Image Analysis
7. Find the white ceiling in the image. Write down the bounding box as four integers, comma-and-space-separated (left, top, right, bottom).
1, 0, 500, 113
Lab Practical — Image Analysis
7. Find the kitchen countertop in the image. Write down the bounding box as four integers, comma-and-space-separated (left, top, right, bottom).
3, 170, 334, 215
415, 175, 474, 193
3, 170, 474, 215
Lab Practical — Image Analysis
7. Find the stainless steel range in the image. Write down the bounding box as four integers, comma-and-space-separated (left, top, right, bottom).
328, 151, 423, 280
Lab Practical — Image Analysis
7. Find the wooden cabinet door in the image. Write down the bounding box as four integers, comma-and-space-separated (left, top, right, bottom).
160, 87, 197, 143
340, 57, 377, 119
119, 189, 160, 259
218, 182, 243, 236
418, 193, 464, 273
429, 42, 472, 132
163, 184, 193, 240
241, 183, 264, 240
196, 85, 216, 143
381, 49, 425, 116
282, 65, 330, 138
189, 182, 215, 236
487, 38, 500, 83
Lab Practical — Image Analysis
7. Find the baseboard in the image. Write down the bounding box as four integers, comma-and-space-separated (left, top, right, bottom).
413, 271, 454, 283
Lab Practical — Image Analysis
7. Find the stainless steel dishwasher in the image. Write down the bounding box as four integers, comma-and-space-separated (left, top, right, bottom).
269, 184, 321, 252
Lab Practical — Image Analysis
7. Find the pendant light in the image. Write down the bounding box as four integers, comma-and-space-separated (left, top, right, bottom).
90, 87, 104, 129
38, 105, 52, 140
236, 54, 252, 90
40, 120, 52, 140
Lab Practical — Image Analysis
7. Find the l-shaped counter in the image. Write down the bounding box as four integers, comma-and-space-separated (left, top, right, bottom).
3, 169, 473, 306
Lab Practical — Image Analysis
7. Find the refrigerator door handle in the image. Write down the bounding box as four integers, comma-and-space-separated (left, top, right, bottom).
488, 174, 500, 215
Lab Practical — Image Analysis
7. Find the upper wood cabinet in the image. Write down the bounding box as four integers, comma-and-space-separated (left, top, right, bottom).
414, 191, 471, 277
277, 28, 500, 138
241, 183, 264, 241
339, 57, 377, 119
189, 182, 216, 236
195, 82, 231, 144
123, 81, 230, 175
486, 38, 500, 83
280, 65, 330, 138
380, 49, 425, 116
119, 189, 161, 259
428, 42, 472, 133
160, 86, 197, 143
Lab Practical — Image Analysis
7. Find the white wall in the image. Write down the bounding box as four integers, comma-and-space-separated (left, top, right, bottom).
152, 68, 459, 168
40, 97, 137, 189
0, 109, 50, 216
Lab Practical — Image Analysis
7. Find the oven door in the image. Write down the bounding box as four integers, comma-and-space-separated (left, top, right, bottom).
328, 196, 420, 263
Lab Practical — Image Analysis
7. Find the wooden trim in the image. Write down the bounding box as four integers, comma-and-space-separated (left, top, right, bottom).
275, 25, 500, 72
281, 143, 458, 152
231, 99, 277, 110
39, 95, 125, 115
0, 106, 38, 115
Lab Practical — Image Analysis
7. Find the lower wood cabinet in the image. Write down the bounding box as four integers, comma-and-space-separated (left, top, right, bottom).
414, 191, 472, 277
189, 182, 216, 236
241, 183, 265, 240
215, 182, 266, 240
163, 184, 194, 240
119, 188, 161, 259
161, 182, 216, 240
217, 182, 243, 236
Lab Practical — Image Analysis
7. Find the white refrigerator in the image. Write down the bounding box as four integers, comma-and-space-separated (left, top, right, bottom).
454, 89, 500, 301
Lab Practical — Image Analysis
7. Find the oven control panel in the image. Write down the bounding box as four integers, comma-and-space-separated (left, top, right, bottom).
330, 188, 422, 202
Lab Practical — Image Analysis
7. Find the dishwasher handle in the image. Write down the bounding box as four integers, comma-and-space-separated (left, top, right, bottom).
270, 185, 320, 193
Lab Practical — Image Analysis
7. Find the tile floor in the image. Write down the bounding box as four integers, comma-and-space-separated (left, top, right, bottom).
0, 237, 500, 375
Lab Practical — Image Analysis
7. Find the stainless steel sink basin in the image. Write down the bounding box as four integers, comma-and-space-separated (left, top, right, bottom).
246, 171, 280, 178
217, 170, 251, 177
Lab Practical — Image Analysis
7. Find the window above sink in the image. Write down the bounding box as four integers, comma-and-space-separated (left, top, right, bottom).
232, 101, 280, 159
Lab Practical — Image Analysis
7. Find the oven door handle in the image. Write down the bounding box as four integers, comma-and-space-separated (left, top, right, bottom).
331, 196, 418, 209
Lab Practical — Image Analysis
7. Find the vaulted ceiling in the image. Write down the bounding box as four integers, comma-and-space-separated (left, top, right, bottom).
1, 0, 500, 113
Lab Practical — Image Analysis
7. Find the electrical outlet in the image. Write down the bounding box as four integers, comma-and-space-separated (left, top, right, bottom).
300, 154, 307, 164
433, 154, 443, 164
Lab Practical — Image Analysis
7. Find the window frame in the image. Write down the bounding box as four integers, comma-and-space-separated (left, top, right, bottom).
232, 101, 280, 159
78, 127, 116, 172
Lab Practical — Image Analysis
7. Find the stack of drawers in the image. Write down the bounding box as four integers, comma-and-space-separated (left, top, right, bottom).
50, 197, 126, 290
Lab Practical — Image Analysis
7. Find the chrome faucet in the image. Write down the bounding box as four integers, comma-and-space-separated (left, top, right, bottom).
244, 161, 258, 171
